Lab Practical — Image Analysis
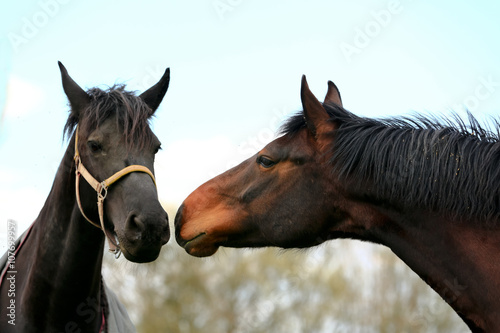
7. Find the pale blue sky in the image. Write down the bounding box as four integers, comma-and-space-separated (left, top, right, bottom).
1, 1, 500, 248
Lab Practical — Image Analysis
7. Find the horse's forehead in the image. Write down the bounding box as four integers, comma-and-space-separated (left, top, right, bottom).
84, 112, 152, 136
85, 117, 121, 138
269, 130, 313, 157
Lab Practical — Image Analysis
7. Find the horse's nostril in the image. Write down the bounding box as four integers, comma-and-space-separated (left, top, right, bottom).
126, 213, 146, 238
125, 211, 170, 243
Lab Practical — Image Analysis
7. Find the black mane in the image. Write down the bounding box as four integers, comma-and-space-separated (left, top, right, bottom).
281, 104, 500, 221
64, 85, 155, 149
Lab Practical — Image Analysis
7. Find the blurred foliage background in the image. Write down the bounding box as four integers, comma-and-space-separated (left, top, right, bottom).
103, 206, 468, 333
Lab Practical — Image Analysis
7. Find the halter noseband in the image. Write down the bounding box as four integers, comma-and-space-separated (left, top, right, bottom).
73, 127, 157, 258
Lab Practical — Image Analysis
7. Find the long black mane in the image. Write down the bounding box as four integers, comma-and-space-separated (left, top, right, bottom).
281, 104, 500, 221
64, 85, 155, 149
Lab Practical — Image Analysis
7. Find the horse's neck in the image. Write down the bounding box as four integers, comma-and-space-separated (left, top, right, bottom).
34, 140, 105, 268
344, 202, 500, 332
17, 141, 105, 331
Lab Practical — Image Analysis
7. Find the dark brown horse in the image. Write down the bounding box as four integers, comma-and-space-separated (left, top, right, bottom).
0, 62, 170, 332
176, 76, 500, 332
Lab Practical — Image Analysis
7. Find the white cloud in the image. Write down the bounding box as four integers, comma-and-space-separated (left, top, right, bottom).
155, 136, 247, 206
4, 75, 45, 119
0, 176, 45, 253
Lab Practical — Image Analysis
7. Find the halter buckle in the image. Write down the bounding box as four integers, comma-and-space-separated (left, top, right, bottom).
74, 156, 81, 173
112, 248, 122, 259
98, 182, 108, 200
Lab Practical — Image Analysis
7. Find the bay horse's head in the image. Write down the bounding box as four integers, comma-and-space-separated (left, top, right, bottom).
59, 62, 170, 262
176, 76, 346, 257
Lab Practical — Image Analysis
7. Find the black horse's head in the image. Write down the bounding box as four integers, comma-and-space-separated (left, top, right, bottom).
59, 62, 170, 262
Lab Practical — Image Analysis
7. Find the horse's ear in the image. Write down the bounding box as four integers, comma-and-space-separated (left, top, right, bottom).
58, 61, 90, 117
139, 68, 170, 116
301, 75, 331, 138
324, 80, 342, 107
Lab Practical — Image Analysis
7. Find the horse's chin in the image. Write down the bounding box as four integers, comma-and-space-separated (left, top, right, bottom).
120, 245, 161, 263
183, 233, 220, 257
115, 233, 162, 263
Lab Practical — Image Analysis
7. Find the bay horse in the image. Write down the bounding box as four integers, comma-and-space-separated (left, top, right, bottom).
0, 62, 170, 332
175, 76, 500, 332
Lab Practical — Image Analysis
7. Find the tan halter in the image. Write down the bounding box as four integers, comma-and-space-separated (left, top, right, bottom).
73, 127, 157, 258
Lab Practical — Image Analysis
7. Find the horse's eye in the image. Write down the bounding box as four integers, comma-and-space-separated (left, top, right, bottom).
257, 156, 276, 168
154, 145, 162, 154
87, 141, 102, 153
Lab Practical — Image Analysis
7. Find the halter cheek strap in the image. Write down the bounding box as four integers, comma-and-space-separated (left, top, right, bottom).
73, 127, 157, 258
